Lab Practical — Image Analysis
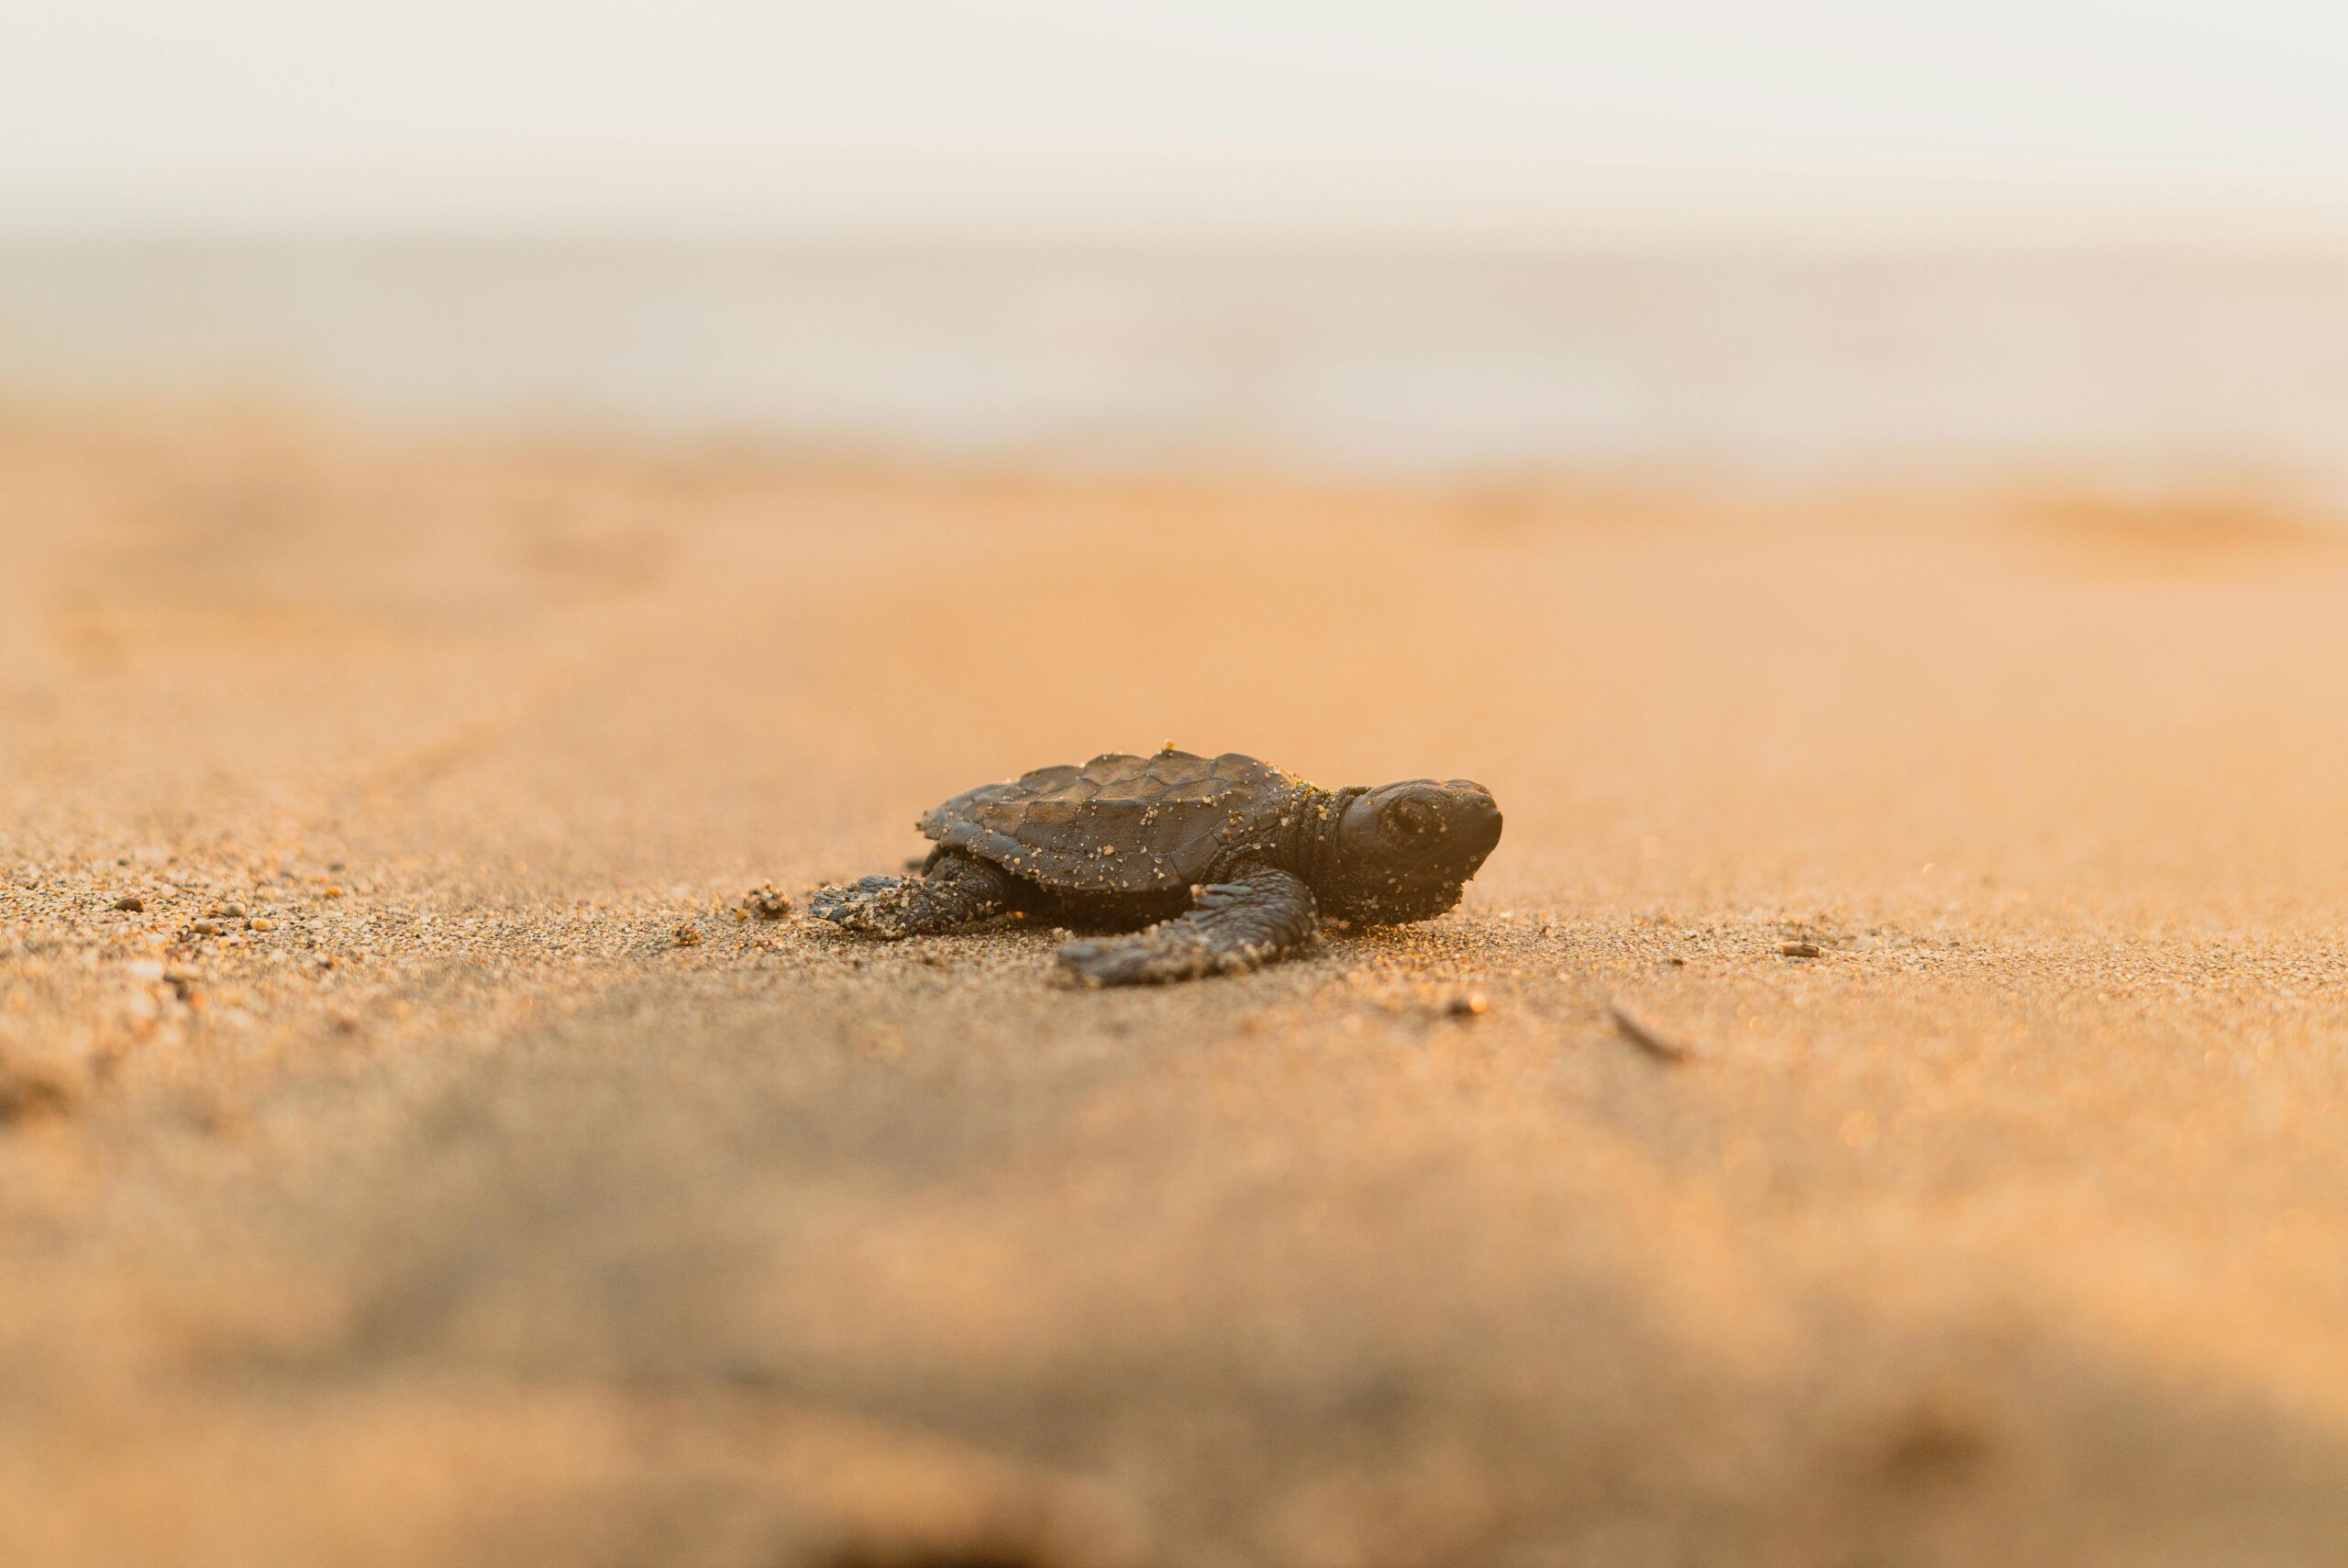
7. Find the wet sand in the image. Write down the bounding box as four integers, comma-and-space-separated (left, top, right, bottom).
6, 407, 2348, 1566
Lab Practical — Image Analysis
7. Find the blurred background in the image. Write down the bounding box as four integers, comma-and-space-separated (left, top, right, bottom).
7, 0, 2348, 491
19, 10, 2348, 1567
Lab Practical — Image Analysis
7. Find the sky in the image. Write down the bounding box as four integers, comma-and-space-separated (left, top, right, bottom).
6, 0, 2348, 239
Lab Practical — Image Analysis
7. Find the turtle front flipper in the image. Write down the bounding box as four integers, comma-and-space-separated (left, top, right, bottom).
808, 852, 1012, 939
1058, 867, 1317, 987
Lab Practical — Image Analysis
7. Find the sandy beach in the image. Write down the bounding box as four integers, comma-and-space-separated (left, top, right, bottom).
6, 404, 2348, 1566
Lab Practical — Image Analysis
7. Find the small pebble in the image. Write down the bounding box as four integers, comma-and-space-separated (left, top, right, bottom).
113, 895, 144, 912
216, 903, 245, 920
189, 920, 223, 937
1780, 940, 1822, 958
741, 884, 794, 921
1445, 989, 1490, 1018
247, 917, 275, 933
673, 924, 703, 947
322, 886, 345, 899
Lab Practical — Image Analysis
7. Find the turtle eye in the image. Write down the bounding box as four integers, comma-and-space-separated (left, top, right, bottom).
1385, 798, 1440, 842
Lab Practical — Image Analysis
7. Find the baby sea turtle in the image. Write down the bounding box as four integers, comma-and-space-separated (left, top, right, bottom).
808, 749, 1502, 986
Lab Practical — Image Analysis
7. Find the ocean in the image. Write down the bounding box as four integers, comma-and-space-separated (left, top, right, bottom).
5, 238, 2348, 493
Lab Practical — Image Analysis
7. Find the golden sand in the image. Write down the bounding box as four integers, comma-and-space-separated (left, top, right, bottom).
5, 408, 2348, 1565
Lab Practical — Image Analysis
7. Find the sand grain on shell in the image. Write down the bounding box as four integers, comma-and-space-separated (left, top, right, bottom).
6, 410, 2348, 1565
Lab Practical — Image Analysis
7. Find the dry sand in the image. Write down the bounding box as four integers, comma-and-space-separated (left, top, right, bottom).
6, 407, 2348, 1566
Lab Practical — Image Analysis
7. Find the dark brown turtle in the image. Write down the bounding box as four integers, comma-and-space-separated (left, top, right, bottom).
807, 748, 1501, 985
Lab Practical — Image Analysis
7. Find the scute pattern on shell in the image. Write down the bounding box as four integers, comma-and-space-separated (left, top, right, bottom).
920, 750, 1307, 894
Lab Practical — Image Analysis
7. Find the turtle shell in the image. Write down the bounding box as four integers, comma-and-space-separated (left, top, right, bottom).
920, 750, 1310, 894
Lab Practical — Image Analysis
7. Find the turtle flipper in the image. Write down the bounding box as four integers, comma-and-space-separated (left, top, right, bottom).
1058, 867, 1317, 986
808, 853, 1012, 939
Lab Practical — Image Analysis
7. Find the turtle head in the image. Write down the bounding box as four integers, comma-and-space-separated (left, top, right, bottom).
1321, 778, 1502, 923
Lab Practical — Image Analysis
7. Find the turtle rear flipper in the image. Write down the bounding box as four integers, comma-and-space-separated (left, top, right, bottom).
1058, 867, 1317, 987
808, 852, 1012, 939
